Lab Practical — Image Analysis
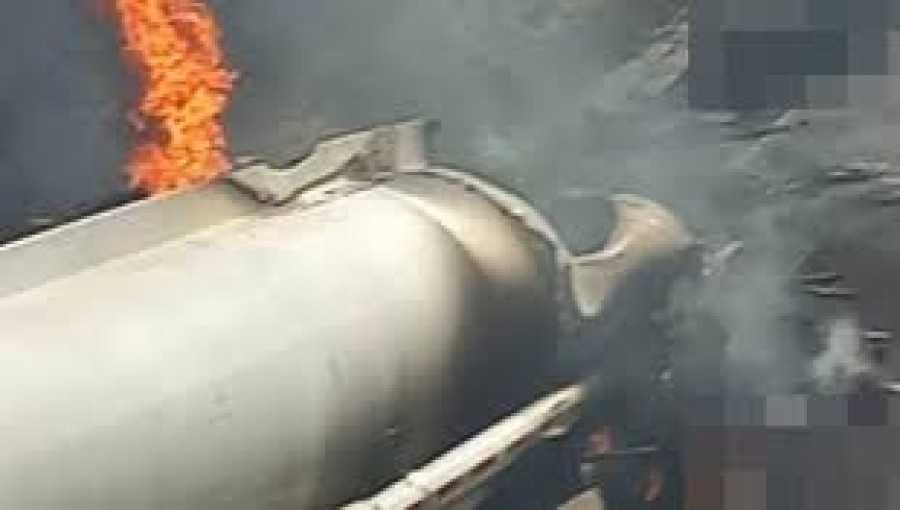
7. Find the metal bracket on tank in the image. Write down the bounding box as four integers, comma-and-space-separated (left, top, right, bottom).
226, 119, 432, 205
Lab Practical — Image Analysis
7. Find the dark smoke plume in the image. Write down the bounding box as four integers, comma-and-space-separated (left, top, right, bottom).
0, 2, 132, 239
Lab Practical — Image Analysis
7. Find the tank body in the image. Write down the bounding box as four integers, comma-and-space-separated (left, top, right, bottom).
0, 172, 559, 509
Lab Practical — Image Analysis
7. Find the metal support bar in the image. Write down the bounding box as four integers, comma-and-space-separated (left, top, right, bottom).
342, 383, 592, 510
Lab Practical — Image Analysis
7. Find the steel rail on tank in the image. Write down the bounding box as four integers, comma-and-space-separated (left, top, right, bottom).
342, 379, 600, 510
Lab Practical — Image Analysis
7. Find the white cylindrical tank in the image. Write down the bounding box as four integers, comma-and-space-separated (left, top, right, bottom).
0, 170, 562, 509
0, 142, 689, 509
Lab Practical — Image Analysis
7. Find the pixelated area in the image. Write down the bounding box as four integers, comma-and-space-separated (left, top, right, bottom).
683, 394, 900, 509
690, 0, 900, 109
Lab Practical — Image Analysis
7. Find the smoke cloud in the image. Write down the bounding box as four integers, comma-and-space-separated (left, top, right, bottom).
810, 313, 873, 393
212, 0, 820, 393
3, 0, 893, 393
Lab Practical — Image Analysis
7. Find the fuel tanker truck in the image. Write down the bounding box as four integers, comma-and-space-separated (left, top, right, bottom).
0, 121, 691, 509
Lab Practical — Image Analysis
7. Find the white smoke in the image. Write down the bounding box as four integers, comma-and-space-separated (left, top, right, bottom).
213, 0, 885, 394
810, 313, 873, 394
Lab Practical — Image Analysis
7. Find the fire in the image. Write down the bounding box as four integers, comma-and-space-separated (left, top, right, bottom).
110, 0, 235, 195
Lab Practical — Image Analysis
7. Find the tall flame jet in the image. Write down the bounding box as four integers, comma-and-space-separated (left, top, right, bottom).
111, 0, 236, 194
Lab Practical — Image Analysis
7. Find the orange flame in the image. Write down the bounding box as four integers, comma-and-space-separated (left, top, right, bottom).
111, 0, 235, 195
